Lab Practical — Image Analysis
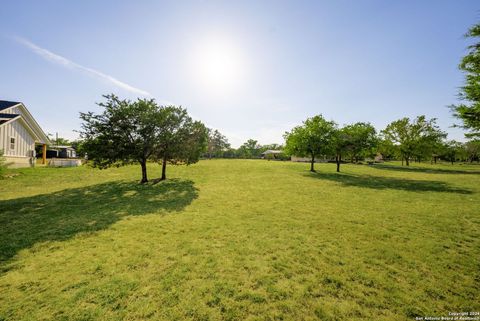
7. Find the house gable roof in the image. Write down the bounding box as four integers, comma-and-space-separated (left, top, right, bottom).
0, 100, 51, 145
0, 113, 21, 126
0, 113, 20, 119
0, 100, 21, 111
261, 150, 283, 155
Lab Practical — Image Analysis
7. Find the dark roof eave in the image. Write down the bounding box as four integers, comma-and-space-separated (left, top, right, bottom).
0, 100, 21, 111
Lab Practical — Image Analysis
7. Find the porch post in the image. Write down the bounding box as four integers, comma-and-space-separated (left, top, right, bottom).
42, 144, 47, 165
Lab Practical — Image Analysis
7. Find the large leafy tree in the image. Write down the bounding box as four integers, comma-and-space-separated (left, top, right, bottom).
381, 116, 445, 166
413, 121, 446, 163
80, 95, 207, 183
284, 115, 337, 172
80, 95, 162, 183
451, 22, 480, 137
237, 139, 261, 158
342, 122, 377, 163
205, 129, 230, 159
154, 107, 208, 181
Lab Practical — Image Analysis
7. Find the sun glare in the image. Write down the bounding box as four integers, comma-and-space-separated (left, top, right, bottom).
189, 36, 246, 93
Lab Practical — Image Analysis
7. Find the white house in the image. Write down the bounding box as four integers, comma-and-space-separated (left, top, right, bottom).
0, 100, 51, 168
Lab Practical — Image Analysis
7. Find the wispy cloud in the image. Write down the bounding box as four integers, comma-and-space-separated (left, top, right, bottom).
13, 36, 151, 97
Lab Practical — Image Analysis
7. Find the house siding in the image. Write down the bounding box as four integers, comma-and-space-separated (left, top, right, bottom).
0, 106, 36, 167
0, 102, 51, 167
0, 120, 36, 158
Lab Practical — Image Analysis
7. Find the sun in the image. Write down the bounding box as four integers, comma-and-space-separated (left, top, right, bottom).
189, 36, 246, 93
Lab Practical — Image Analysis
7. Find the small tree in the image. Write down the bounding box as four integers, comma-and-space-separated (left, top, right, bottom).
284, 115, 337, 172
154, 107, 208, 181
80, 95, 165, 183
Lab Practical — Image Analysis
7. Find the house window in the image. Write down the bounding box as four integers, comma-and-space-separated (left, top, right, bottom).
10, 137, 15, 150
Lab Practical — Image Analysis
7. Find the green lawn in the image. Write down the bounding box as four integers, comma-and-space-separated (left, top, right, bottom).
0, 160, 479, 320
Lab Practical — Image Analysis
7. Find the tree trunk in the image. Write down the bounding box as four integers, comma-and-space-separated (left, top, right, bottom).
161, 155, 167, 180
405, 157, 410, 166
310, 154, 315, 172
140, 160, 148, 184
401, 157, 404, 166
336, 154, 341, 172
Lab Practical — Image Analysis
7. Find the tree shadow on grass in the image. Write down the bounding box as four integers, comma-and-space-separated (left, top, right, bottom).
0, 178, 198, 267
304, 172, 473, 194
372, 164, 480, 175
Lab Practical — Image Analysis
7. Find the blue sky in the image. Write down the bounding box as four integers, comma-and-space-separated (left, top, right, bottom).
0, 1, 478, 147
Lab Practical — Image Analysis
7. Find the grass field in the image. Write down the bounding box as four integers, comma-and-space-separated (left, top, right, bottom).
0, 160, 479, 320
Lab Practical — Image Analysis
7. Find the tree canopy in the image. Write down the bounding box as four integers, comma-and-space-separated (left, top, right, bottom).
465, 139, 480, 162
381, 116, 445, 166
205, 129, 230, 159
79, 94, 207, 183
153, 106, 208, 181
237, 139, 262, 159
341, 122, 377, 163
284, 115, 337, 172
451, 22, 480, 137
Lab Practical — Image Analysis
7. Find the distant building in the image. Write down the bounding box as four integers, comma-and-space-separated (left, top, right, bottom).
46, 145, 82, 167
0, 100, 50, 167
261, 150, 283, 159
48, 145, 77, 159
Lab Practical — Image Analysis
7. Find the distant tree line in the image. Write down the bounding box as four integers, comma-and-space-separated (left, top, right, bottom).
283, 114, 480, 172
201, 116, 480, 172
73, 105, 480, 181
202, 133, 288, 160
